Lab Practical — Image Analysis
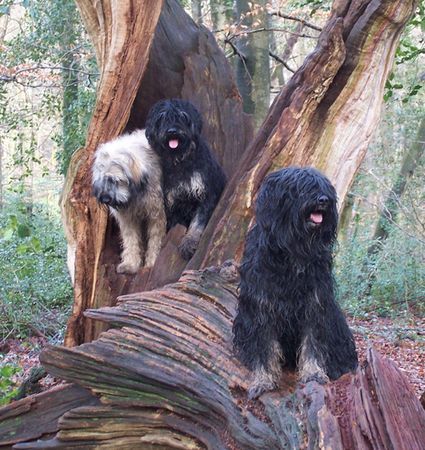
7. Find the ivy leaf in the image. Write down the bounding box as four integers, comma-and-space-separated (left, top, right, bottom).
17, 224, 31, 238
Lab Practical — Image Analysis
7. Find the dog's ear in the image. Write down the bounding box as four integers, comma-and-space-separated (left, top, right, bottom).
256, 176, 288, 229
182, 101, 202, 135
192, 110, 203, 135
129, 173, 148, 196
145, 101, 165, 143
92, 179, 102, 199
255, 170, 298, 250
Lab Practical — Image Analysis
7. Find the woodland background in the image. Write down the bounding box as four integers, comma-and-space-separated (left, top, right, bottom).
0, 0, 424, 404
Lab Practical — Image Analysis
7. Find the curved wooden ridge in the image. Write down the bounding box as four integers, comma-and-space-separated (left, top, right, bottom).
1, 264, 424, 449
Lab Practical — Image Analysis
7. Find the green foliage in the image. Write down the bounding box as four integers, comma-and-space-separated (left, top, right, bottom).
1, 0, 97, 175
384, 4, 424, 103
0, 364, 22, 406
0, 198, 72, 340
336, 227, 425, 318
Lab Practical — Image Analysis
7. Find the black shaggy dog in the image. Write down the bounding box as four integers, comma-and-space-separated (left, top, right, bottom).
145, 99, 226, 260
233, 167, 358, 399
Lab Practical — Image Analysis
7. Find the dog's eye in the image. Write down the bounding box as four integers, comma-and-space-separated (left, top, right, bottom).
180, 112, 190, 124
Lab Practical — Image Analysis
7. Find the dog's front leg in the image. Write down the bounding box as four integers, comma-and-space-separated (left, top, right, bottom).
115, 213, 143, 274
233, 296, 283, 399
298, 332, 329, 384
144, 206, 166, 268
248, 340, 283, 399
178, 208, 208, 260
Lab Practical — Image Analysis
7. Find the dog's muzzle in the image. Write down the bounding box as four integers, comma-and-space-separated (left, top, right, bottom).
308, 196, 330, 226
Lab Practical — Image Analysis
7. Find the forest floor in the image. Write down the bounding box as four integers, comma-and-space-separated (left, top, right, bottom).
1, 315, 424, 403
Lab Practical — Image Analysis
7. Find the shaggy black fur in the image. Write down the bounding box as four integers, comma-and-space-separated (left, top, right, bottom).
145, 99, 226, 260
233, 167, 358, 398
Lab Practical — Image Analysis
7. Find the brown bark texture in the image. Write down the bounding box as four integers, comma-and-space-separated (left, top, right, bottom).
63, 0, 416, 347
1, 265, 424, 449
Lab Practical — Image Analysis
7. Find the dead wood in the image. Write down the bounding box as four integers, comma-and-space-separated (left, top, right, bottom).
1, 266, 424, 449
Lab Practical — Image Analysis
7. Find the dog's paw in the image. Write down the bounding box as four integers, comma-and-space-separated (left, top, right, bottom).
247, 367, 278, 399
247, 378, 276, 400
300, 372, 329, 385
178, 236, 198, 260
117, 261, 140, 274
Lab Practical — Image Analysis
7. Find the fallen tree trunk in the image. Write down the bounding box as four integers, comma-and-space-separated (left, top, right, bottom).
1, 265, 424, 449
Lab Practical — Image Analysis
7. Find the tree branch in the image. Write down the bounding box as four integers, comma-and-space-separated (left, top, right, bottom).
227, 27, 318, 40
269, 51, 295, 73
269, 10, 322, 32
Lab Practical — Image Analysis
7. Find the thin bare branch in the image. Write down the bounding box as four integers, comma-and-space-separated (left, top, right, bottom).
229, 27, 318, 40
269, 10, 322, 31
269, 51, 295, 73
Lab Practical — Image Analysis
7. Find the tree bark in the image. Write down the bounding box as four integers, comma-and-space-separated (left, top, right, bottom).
63, 0, 253, 346
1, 265, 424, 449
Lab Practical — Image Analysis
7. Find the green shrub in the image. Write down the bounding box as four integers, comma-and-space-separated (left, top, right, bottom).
335, 227, 424, 318
0, 364, 22, 406
0, 198, 72, 340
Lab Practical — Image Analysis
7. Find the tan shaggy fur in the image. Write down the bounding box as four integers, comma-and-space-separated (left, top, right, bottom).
92, 129, 166, 273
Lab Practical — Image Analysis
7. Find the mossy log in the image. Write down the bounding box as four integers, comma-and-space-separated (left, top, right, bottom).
1, 265, 424, 449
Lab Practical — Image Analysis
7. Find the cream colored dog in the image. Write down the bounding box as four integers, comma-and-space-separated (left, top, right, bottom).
92, 129, 166, 273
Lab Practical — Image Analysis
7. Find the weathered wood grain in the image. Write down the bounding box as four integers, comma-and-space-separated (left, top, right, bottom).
0, 384, 99, 447
1, 266, 423, 449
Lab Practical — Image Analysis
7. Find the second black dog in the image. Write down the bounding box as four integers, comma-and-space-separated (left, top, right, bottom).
145, 99, 226, 260
233, 167, 358, 399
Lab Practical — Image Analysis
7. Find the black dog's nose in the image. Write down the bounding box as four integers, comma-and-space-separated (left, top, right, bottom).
100, 193, 112, 204
318, 195, 329, 205
167, 127, 178, 135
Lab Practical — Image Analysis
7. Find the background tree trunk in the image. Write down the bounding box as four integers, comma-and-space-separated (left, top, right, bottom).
235, 0, 271, 129
60, 1, 81, 174
369, 115, 425, 254
191, 0, 203, 25
0, 140, 3, 210
210, 0, 233, 31
62, 0, 416, 347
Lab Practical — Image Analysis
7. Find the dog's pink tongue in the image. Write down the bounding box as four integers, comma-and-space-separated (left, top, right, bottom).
310, 212, 323, 224
169, 139, 179, 149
